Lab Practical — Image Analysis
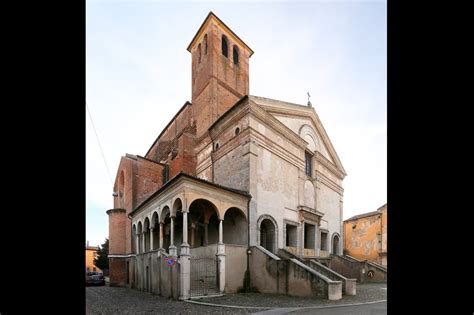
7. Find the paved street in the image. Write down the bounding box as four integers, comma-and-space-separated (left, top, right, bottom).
196, 283, 387, 308
87, 283, 386, 314
288, 301, 386, 314
86, 286, 261, 314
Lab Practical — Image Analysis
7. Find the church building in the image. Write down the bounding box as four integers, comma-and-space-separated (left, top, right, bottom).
107, 12, 351, 300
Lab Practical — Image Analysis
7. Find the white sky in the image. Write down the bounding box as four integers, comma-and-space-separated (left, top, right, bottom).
86, 1, 386, 247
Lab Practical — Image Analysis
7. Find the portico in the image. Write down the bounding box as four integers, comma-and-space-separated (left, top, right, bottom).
129, 172, 250, 299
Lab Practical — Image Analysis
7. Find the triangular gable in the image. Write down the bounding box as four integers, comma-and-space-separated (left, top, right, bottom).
249, 96, 346, 176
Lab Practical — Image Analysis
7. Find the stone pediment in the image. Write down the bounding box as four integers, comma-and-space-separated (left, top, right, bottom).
298, 205, 324, 224
249, 95, 346, 177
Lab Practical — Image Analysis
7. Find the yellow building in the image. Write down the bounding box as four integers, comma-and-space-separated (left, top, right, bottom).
86, 242, 102, 273
343, 204, 387, 266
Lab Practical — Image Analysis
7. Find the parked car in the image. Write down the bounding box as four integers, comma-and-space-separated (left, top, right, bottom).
86, 271, 105, 286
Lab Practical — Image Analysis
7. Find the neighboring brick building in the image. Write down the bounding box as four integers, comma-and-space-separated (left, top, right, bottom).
108, 12, 349, 300
85, 242, 102, 273
343, 203, 387, 266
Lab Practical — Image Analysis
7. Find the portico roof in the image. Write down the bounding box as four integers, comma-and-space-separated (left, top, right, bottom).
129, 172, 251, 218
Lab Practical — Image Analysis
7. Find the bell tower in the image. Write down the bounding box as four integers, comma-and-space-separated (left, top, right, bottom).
187, 12, 254, 137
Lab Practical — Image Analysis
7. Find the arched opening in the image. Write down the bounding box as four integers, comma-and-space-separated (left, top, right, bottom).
143, 217, 150, 252
173, 199, 184, 248
151, 211, 159, 250
223, 207, 247, 245
233, 45, 239, 65
235, 127, 240, 136
161, 206, 171, 250
204, 34, 208, 54
332, 233, 340, 255
221, 35, 228, 58
188, 199, 220, 248
260, 218, 277, 253
137, 222, 143, 253
198, 43, 202, 63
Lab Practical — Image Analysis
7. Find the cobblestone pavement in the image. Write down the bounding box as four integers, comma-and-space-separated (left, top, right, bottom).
194, 283, 387, 308
86, 286, 264, 314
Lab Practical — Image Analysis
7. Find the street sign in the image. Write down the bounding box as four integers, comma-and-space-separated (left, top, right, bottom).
165, 257, 176, 267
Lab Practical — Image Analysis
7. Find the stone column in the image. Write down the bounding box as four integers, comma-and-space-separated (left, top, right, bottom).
299, 222, 305, 256
181, 210, 190, 255
315, 223, 320, 256
216, 218, 226, 293
179, 208, 191, 300
150, 227, 154, 251
169, 216, 177, 256
142, 230, 147, 253
159, 223, 164, 249
136, 232, 141, 254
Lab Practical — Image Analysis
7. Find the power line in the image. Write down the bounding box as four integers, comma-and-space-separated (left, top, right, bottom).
86, 102, 114, 186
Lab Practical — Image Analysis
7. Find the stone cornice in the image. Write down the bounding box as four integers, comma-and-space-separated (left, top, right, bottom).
315, 171, 344, 196
196, 156, 212, 174
129, 172, 251, 218
298, 205, 325, 217
249, 128, 305, 170
248, 101, 308, 149
106, 208, 126, 215
314, 151, 346, 179
211, 127, 250, 162
209, 101, 250, 139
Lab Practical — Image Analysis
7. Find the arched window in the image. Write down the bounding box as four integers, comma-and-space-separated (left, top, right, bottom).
233, 45, 239, 64
221, 35, 228, 58
204, 34, 208, 54
198, 43, 202, 63
235, 127, 240, 136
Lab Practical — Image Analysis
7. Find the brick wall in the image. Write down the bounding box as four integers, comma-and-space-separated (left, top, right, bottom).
109, 258, 126, 287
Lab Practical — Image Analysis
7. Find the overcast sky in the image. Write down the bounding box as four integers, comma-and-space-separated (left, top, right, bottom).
86, 0, 386, 247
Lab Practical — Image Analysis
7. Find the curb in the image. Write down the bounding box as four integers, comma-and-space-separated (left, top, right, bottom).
184, 299, 387, 310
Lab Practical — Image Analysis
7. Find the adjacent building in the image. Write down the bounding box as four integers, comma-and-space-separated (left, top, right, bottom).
343, 203, 387, 266
86, 242, 102, 273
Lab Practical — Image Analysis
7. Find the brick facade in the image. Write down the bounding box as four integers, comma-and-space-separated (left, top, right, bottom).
107, 12, 253, 286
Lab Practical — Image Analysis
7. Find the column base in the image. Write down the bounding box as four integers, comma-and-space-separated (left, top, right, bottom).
169, 245, 177, 257
179, 253, 191, 300
180, 243, 190, 256
216, 243, 226, 293
217, 243, 225, 255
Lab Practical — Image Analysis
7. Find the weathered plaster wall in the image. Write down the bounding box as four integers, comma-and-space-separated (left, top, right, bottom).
255, 145, 299, 250
344, 214, 381, 262
225, 245, 247, 293
318, 184, 342, 254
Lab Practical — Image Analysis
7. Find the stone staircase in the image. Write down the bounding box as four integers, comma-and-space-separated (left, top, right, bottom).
278, 249, 356, 296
